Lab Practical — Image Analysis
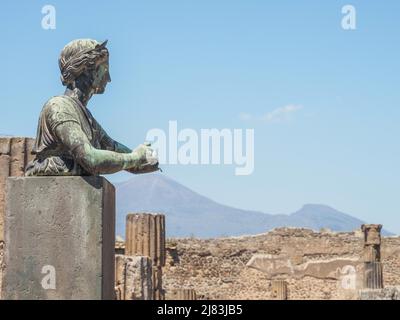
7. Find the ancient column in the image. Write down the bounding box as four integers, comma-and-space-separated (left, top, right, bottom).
169, 289, 197, 300
1, 176, 115, 299
271, 280, 288, 300
115, 255, 153, 300
125, 213, 166, 300
361, 224, 383, 289
363, 262, 383, 290
115, 236, 125, 255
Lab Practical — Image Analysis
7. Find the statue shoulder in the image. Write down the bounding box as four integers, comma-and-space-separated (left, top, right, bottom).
41, 95, 81, 131
42, 95, 77, 114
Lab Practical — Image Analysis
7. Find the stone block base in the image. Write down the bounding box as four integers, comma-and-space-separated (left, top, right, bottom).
1, 176, 115, 300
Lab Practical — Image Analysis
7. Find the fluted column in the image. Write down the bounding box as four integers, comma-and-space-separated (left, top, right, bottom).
125, 213, 166, 299
115, 255, 153, 300
271, 280, 288, 300
361, 224, 383, 289
170, 289, 197, 300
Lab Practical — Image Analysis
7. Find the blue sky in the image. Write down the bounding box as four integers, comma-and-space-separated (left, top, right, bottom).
1, 1, 399, 233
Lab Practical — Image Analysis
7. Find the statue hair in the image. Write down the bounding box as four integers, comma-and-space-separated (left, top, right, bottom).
58, 39, 108, 88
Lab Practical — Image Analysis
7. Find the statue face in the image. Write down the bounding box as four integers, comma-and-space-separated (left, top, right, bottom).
92, 59, 111, 94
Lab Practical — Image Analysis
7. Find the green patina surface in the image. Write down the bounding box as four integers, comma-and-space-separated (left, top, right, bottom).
26, 39, 158, 176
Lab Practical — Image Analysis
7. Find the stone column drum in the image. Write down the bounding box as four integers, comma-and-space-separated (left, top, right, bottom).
271, 280, 288, 300
115, 255, 153, 300
125, 213, 166, 300
169, 289, 197, 300
1, 176, 115, 300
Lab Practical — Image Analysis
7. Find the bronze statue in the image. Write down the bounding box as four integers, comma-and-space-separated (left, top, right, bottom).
26, 39, 159, 176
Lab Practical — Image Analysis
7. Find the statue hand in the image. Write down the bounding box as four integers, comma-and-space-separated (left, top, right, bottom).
127, 142, 159, 174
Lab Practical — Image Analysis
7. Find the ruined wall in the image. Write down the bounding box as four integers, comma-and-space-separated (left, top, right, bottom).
0, 137, 35, 297
162, 228, 400, 300
0, 137, 35, 242
1, 137, 398, 300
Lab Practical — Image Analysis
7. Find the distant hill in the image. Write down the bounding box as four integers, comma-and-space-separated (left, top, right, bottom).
115, 173, 392, 238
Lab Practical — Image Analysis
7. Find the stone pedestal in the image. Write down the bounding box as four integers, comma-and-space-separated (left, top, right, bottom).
1, 176, 115, 300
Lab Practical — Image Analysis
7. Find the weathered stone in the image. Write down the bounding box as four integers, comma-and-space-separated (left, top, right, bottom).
0, 138, 11, 155
115, 255, 153, 300
0, 155, 10, 177
358, 286, 400, 300
0, 240, 3, 299
125, 213, 166, 300
125, 213, 166, 267
162, 228, 400, 300
168, 289, 197, 300
115, 237, 125, 255
25, 137, 35, 165
0, 138, 34, 251
9, 138, 26, 176
271, 280, 287, 300
247, 254, 362, 280
360, 224, 383, 289
362, 224, 382, 246
0, 177, 6, 243
361, 224, 382, 262
0, 154, 10, 245
363, 245, 380, 263
1, 176, 115, 300
363, 261, 383, 289
153, 266, 164, 300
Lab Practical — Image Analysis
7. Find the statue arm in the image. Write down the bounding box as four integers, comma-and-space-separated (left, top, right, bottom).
54, 121, 148, 175
97, 124, 158, 174
100, 130, 132, 153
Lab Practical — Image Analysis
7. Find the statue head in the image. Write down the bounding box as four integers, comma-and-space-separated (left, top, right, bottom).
59, 39, 111, 95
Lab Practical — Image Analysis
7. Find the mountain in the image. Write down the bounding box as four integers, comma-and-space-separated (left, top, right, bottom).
115, 173, 392, 238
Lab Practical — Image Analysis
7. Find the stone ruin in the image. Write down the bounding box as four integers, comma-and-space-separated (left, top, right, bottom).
361, 224, 383, 289
271, 280, 287, 300
114, 213, 198, 300
244, 224, 399, 299
0, 137, 35, 299
115, 255, 153, 300
0, 137, 35, 246
0, 136, 399, 300
115, 213, 166, 300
